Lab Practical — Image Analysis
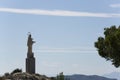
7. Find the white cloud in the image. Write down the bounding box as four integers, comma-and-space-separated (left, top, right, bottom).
41, 61, 61, 68
72, 64, 80, 68
0, 7, 120, 18
35, 47, 97, 53
110, 4, 120, 8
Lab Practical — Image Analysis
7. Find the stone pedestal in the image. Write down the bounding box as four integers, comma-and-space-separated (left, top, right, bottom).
26, 52, 35, 74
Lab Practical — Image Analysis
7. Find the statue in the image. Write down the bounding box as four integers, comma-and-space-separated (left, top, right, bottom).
26, 33, 36, 74
27, 33, 35, 57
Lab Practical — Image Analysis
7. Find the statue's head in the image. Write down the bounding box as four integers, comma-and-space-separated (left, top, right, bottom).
29, 34, 31, 38
28, 32, 31, 38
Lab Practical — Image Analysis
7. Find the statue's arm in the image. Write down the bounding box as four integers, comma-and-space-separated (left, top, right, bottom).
32, 41, 35, 44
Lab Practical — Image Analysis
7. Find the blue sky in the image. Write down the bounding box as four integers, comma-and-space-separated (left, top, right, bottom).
0, 0, 120, 76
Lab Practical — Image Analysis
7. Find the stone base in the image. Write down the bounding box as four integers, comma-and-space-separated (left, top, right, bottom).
26, 57, 35, 74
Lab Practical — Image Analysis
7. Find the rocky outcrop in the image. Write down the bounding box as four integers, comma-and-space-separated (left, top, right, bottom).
4, 72, 51, 80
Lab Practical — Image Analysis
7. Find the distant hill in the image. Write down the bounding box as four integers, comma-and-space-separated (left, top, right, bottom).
65, 74, 117, 80
103, 72, 120, 80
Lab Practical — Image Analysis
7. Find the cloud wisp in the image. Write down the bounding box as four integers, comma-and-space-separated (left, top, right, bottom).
0, 7, 120, 18
110, 4, 120, 8
41, 61, 61, 68
35, 47, 97, 53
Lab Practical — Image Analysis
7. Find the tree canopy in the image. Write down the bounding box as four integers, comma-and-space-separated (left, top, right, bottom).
95, 25, 120, 67
56, 72, 64, 80
11, 68, 22, 75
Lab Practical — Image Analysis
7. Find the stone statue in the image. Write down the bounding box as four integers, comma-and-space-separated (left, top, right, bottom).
26, 33, 36, 74
27, 33, 35, 54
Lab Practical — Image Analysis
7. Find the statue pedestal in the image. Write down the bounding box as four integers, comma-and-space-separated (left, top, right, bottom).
26, 53, 35, 74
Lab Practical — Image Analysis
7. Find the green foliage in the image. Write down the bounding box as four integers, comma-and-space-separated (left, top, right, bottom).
95, 25, 120, 67
56, 72, 64, 80
11, 68, 22, 75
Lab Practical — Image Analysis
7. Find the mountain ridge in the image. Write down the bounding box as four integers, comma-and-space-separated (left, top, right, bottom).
103, 72, 120, 80
65, 74, 117, 80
